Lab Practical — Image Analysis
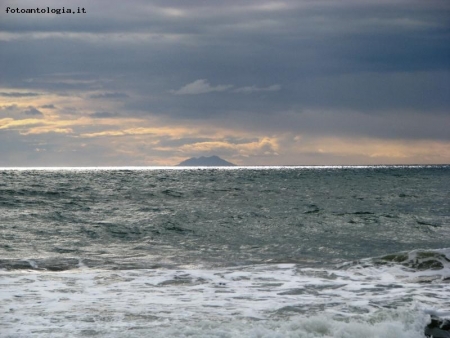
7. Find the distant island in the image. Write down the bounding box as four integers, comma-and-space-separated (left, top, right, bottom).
177, 155, 236, 166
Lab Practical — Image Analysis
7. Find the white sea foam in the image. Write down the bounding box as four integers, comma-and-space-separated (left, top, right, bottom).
1, 261, 448, 337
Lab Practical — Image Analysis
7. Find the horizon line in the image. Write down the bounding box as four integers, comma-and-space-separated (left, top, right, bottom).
0, 164, 448, 171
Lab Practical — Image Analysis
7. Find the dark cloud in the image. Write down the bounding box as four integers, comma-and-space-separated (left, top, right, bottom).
23, 107, 43, 116
89, 92, 129, 99
41, 104, 56, 109
1, 104, 19, 111
0, 92, 41, 97
89, 111, 118, 118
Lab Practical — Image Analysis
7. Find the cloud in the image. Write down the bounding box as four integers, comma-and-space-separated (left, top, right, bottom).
22, 127, 73, 135
89, 92, 129, 99
178, 137, 279, 157
0, 118, 43, 130
23, 107, 44, 116
80, 125, 197, 138
171, 79, 233, 95
89, 111, 119, 118
0, 92, 41, 97
40, 104, 56, 109
284, 135, 450, 165
170, 80, 281, 97
234, 84, 281, 93
0, 104, 19, 111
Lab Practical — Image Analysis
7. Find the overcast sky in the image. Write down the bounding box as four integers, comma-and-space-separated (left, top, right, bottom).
1, 0, 449, 165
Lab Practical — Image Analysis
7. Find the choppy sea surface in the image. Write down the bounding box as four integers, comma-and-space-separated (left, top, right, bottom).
1, 166, 449, 337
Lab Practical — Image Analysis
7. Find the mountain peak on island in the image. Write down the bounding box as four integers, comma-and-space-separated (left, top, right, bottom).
177, 155, 236, 166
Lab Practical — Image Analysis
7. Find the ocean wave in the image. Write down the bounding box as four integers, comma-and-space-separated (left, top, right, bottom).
1, 250, 449, 337
14, 312, 427, 338
340, 248, 450, 283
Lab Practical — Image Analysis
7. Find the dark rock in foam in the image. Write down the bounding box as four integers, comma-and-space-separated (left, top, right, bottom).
425, 316, 450, 338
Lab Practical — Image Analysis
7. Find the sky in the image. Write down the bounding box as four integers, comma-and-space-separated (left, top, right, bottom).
0, 0, 449, 166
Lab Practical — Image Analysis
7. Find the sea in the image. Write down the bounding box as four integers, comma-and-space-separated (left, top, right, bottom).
0, 166, 449, 337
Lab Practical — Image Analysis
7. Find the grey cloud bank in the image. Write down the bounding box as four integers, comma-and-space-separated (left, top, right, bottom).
0, 0, 449, 165
0, 92, 41, 97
